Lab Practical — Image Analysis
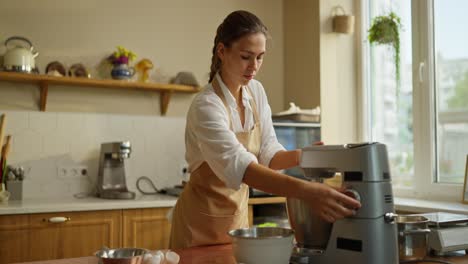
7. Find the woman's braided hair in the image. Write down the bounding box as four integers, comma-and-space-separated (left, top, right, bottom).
208, 10, 268, 83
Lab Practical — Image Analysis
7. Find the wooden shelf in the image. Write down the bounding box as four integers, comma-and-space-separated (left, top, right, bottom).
0, 71, 201, 115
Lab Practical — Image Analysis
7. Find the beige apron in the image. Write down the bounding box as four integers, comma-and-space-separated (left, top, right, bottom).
169, 78, 262, 249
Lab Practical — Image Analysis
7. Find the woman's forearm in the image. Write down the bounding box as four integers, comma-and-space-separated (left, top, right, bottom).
242, 161, 362, 223
243, 161, 309, 199
268, 149, 301, 170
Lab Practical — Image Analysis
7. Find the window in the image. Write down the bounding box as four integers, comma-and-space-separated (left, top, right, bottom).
433, 0, 468, 184
361, 0, 468, 200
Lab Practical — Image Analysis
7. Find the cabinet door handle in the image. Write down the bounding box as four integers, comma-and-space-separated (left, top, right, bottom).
45, 217, 71, 223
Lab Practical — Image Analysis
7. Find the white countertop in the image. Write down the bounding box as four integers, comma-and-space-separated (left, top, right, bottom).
0, 194, 178, 215
395, 197, 468, 215
2, 195, 468, 216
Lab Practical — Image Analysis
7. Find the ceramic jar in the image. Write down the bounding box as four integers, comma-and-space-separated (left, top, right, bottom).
111, 63, 135, 80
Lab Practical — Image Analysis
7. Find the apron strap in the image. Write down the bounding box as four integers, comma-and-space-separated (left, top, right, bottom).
244, 86, 260, 126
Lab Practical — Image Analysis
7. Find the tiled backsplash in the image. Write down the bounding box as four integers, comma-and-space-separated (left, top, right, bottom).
0, 110, 186, 199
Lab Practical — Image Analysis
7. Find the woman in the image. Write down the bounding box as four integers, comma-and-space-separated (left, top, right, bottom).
169, 10, 361, 249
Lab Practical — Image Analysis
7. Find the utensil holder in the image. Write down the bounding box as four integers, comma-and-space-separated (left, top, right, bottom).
6, 180, 22, 200
0, 183, 10, 203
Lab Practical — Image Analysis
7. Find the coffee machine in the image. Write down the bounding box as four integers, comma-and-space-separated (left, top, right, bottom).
287, 142, 398, 264
96, 141, 135, 199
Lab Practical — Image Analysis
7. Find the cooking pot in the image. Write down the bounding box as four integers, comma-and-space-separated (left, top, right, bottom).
397, 215, 431, 261
3, 36, 39, 73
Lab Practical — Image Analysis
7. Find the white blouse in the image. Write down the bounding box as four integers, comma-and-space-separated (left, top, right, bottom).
185, 73, 285, 190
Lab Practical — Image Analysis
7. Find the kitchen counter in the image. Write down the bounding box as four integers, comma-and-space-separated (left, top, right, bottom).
395, 197, 468, 215
2, 194, 468, 216
0, 194, 178, 215
11, 244, 468, 264
0, 195, 287, 215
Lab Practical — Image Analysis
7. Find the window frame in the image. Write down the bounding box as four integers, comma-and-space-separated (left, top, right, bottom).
359, 0, 464, 201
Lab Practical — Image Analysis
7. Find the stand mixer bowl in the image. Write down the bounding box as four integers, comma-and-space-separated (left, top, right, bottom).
286, 197, 332, 249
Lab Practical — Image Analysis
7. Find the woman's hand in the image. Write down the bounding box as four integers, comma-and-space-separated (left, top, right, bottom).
302, 182, 361, 223
244, 161, 361, 223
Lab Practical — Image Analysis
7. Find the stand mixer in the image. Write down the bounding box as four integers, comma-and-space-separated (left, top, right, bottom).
96, 141, 135, 199
287, 142, 398, 264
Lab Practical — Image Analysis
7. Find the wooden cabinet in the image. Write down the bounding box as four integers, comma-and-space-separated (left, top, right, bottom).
0, 199, 291, 263
0, 214, 29, 263
0, 200, 287, 263
28, 210, 122, 261
0, 210, 121, 264
248, 197, 286, 226
0, 208, 173, 264
123, 208, 172, 250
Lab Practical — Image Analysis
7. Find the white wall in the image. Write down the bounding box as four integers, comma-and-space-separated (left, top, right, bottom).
0, 0, 284, 198
0, 0, 362, 199
318, 0, 358, 145
0, 0, 284, 115
0, 110, 186, 199
283, 0, 359, 144
284, 1, 321, 110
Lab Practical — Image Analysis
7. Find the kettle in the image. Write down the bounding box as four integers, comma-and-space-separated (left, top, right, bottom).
3, 36, 39, 73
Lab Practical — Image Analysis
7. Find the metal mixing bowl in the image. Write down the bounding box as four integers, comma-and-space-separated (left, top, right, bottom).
228, 226, 294, 239
287, 197, 332, 249
95, 247, 149, 264
229, 227, 295, 264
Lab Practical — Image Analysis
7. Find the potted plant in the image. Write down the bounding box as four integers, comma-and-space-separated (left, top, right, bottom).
368, 12, 402, 83
107, 46, 137, 80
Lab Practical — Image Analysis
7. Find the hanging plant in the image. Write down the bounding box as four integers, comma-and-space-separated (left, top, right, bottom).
368, 12, 402, 83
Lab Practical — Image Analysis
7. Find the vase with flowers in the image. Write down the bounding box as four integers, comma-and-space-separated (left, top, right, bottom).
108, 46, 137, 80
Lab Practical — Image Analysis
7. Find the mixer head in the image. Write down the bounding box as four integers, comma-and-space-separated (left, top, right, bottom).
102, 141, 132, 161
301, 168, 336, 181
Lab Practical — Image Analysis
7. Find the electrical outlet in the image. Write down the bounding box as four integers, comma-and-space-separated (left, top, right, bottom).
178, 162, 189, 179
57, 165, 88, 178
